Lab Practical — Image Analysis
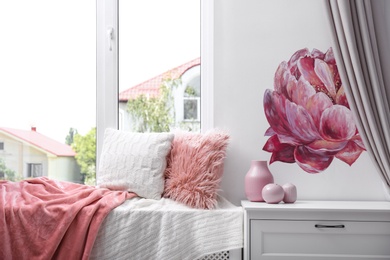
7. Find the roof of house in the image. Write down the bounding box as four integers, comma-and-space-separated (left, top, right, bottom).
119, 57, 200, 102
0, 127, 76, 157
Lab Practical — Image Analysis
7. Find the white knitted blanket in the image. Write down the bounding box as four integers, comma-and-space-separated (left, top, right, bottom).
90, 196, 243, 260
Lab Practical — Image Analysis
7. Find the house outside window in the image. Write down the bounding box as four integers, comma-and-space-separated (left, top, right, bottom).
0, 142, 4, 150
173, 64, 201, 132
119, 59, 201, 133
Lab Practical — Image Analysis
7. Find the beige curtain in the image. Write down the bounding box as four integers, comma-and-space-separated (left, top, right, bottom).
323, 0, 390, 195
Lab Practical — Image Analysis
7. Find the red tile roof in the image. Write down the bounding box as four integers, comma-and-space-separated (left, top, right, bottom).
119, 57, 200, 102
0, 127, 75, 157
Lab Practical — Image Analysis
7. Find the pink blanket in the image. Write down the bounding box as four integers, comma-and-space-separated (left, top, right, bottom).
0, 177, 137, 260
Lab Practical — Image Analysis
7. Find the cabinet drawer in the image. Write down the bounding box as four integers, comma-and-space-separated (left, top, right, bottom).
250, 220, 390, 259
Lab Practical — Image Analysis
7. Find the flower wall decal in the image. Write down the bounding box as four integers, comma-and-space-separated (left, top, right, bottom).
263, 48, 366, 173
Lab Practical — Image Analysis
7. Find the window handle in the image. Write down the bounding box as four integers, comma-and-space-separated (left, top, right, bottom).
107, 27, 114, 51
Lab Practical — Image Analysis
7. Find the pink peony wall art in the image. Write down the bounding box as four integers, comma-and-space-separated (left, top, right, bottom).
263, 48, 366, 174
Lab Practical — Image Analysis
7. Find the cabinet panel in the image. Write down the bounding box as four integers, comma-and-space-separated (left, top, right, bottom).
250, 220, 390, 259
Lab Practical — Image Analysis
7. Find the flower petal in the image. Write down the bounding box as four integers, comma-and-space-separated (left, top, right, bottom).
290, 77, 316, 107
298, 56, 324, 90
306, 92, 333, 129
324, 47, 336, 64
311, 48, 326, 60
320, 105, 356, 142
263, 134, 279, 152
351, 134, 366, 150
286, 74, 298, 100
264, 127, 275, 137
294, 145, 333, 173
335, 86, 349, 108
263, 89, 292, 137
270, 146, 296, 164
335, 140, 365, 165
288, 48, 310, 79
306, 139, 348, 156
324, 48, 343, 93
263, 135, 295, 163
285, 99, 321, 144
274, 61, 290, 98
289, 48, 310, 66
314, 59, 337, 99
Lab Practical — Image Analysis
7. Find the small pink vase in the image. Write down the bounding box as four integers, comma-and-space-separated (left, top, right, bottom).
245, 160, 274, 202
262, 183, 284, 204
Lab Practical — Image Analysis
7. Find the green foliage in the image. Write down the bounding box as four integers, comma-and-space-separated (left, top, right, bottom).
65, 127, 78, 145
184, 85, 197, 97
0, 158, 20, 181
71, 127, 96, 185
127, 78, 181, 132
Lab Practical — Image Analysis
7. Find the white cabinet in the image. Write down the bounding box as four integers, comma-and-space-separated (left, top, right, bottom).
242, 200, 390, 260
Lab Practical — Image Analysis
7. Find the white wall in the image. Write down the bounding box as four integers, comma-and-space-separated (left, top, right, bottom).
214, 0, 387, 205
49, 157, 81, 183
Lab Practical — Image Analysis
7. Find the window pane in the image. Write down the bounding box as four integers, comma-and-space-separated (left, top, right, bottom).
184, 99, 198, 120
28, 164, 43, 178
184, 78, 201, 97
118, 0, 201, 133
0, 1, 96, 184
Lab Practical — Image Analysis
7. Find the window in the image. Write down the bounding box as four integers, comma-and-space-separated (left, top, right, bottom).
1, 1, 96, 183
27, 163, 43, 178
97, 0, 213, 164
118, 0, 200, 133
1, 1, 212, 183
0, 142, 4, 151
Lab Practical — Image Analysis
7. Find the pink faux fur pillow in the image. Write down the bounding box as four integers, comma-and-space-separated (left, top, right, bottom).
163, 129, 230, 209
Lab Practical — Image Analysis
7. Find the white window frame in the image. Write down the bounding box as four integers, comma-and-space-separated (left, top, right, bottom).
96, 0, 119, 164
96, 0, 214, 165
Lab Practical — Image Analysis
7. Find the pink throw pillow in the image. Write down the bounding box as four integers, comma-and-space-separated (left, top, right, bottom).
163, 129, 230, 209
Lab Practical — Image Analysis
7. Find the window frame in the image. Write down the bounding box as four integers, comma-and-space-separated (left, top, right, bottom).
96, 0, 214, 166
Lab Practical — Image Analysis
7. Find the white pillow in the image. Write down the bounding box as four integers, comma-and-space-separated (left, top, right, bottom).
97, 128, 174, 199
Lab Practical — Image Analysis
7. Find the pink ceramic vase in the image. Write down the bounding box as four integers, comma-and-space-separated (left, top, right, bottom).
282, 183, 297, 203
262, 183, 284, 204
244, 160, 274, 202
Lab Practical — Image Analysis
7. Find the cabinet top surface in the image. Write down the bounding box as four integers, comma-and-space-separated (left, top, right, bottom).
241, 200, 390, 212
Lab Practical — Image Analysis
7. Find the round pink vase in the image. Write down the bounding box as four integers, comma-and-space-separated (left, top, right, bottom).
282, 183, 297, 203
262, 183, 284, 204
244, 160, 274, 202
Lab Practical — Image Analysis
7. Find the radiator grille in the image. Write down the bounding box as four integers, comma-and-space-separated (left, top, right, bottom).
198, 251, 229, 260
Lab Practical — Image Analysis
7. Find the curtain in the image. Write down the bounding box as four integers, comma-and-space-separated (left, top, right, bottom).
323, 0, 390, 195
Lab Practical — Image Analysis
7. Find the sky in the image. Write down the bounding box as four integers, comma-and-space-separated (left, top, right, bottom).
0, 0, 199, 143
119, 0, 200, 91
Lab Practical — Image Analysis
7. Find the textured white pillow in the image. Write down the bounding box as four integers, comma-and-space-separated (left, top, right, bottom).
97, 128, 174, 199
